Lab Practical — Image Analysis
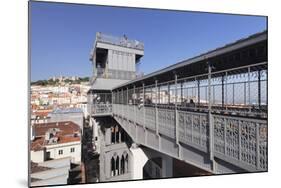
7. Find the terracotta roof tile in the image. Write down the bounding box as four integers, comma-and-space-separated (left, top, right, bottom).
31, 121, 81, 151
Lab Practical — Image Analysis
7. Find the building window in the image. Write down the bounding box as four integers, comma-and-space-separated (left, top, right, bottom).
116, 126, 120, 143
70, 148, 75, 153
116, 156, 120, 175
111, 157, 115, 176
125, 154, 129, 173
121, 155, 125, 174
111, 126, 115, 144
120, 152, 128, 174
58, 149, 63, 155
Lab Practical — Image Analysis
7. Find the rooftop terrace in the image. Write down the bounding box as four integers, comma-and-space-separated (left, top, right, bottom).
95, 32, 144, 51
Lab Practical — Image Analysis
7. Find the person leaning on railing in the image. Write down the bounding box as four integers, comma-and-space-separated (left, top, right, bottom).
182, 99, 195, 108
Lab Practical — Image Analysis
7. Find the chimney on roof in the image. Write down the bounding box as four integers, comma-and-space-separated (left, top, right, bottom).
45, 128, 59, 144
45, 131, 50, 141
31, 125, 35, 141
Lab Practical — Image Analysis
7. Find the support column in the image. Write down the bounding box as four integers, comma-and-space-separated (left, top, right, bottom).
155, 80, 161, 151
121, 89, 124, 117
248, 67, 251, 112
143, 82, 145, 124
143, 83, 146, 145
222, 75, 225, 108
175, 74, 181, 159
175, 74, 179, 144
225, 72, 228, 112
130, 146, 149, 180
180, 81, 183, 105
244, 81, 247, 106
162, 155, 173, 178
127, 87, 130, 135
232, 83, 235, 105
258, 70, 261, 110
207, 61, 215, 171
155, 80, 159, 135
168, 83, 170, 104
197, 78, 200, 106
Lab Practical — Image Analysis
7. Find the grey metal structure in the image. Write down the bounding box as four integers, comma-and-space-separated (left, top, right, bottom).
88, 33, 144, 181
111, 31, 268, 174
89, 31, 267, 178
88, 32, 144, 116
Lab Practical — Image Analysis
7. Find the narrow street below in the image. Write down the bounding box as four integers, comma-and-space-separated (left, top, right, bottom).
82, 121, 100, 183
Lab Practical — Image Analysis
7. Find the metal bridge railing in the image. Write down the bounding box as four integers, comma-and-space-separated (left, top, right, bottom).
213, 114, 267, 170
92, 104, 112, 115
96, 32, 144, 50
113, 62, 267, 118
94, 68, 136, 80
111, 62, 268, 172
112, 103, 267, 171
178, 110, 209, 150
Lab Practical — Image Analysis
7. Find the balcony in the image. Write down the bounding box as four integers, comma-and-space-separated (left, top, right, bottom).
96, 32, 144, 51
92, 104, 112, 117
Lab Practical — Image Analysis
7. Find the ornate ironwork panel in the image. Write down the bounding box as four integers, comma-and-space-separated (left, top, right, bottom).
178, 111, 186, 142
259, 122, 267, 170
127, 105, 135, 121
193, 114, 201, 145
158, 108, 175, 138
178, 111, 208, 148
240, 119, 257, 166
145, 107, 156, 130
92, 104, 112, 114
214, 116, 225, 154
136, 106, 144, 126
225, 118, 239, 160
200, 115, 209, 148
214, 114, 267, 170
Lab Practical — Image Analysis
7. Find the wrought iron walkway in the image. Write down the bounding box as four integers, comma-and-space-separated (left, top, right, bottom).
93, 31, 268, 174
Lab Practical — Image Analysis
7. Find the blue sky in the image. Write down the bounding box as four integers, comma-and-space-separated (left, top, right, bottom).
30, 1, 267, 81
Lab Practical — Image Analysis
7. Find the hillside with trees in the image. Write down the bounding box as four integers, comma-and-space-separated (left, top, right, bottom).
31, 77, 90, 86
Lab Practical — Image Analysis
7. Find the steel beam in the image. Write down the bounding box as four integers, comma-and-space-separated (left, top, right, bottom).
248, 67, 251, 112
258, 70, 261, 109
208, 61, 215, 171
222, 74, 225, 107
155, 80, 159, 135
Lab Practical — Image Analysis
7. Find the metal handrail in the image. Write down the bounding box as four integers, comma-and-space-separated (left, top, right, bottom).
96, 32, 144, 50
112, 103, 268, 171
